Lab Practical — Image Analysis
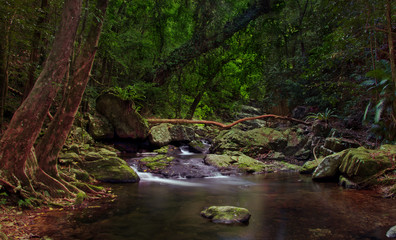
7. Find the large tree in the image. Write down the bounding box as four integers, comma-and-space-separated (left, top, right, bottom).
0, 0, 82, 198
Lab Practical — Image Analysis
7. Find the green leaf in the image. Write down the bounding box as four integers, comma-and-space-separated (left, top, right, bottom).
374, 99, 385, 123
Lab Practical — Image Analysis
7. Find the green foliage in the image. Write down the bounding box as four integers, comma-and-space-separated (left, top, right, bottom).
74, 192, 87, 205
362, 60, 395, 141
0, 192, 8, 205
17, 198, 33, 209
306, 108, 337, 122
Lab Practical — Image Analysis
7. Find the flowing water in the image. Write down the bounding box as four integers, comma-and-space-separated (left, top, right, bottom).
30, 149, 396, 240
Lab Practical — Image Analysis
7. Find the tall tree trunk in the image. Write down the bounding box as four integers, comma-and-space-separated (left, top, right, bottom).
0, 25, 8, 128
0, 0, 81, 187
151, 0, 272, 85
24, 0, 49, 99
36, 0, 108, 176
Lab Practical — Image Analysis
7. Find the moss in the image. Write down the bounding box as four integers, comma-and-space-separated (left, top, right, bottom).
71, 168, 90, 182
153, 146, 169, 154
140, 155, 174, 170
204, 154, 234, 168
201, 206, 251, 224
75, 192, 87, 205
339, 147, 392, 182
232, 155, 266, 173
300, 160, 319, 174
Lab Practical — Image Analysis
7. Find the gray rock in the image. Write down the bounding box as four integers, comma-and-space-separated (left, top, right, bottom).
387, 225, 396, 238
201, 206, 251, 224
312, 151, 346, 180
149, 123, 172, 146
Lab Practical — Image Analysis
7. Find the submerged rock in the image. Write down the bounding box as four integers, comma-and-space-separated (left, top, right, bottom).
387, 225, 396, 238
201, 206, 251, 224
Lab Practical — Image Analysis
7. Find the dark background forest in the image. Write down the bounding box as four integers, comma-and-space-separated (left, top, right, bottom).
1, 0, 395, 142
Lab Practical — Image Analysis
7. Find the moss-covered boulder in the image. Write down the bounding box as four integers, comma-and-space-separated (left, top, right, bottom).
283, 127, 309, 156
87, 113, 114, 140
96, 93, 149, 139
201, 206, 251, 224
212, 127, 287, 157
204, 153, 266, 173
149, 124, 196, 146
81, 157, 139, 183
139, 154, 175, 171
299, 160, 320, 174
338, 147, 393, 182
149, 123, 172, 146
312, 151, 346, 180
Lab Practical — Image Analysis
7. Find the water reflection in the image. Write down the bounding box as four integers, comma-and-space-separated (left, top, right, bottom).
31, 173, 395, 240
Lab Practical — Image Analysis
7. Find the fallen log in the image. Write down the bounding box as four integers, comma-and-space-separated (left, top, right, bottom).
147, 114, 310, 129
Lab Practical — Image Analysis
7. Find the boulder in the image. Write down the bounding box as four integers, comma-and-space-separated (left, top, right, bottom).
149, 124, 196, 146
387, 225, 396, 238
205, 153, 266, 173
80, 157, 139, 183
282, 127, 309, 156
96, 93, 149, 139
338, 147, 393, 182
211, 127, 287, 157
201, 206, 251, 224
324, 137, 359, 152
312, 151, 346, 180
87, 113, 114, 140
138, 154, 174, 171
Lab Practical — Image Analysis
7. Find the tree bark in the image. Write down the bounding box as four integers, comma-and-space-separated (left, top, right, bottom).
0, 0, 81, 186
385, 0, 396, 122
0, 25, 8, 128
148, 114, 310, 129
151, 0, 271, 85
36, 0, 108, 176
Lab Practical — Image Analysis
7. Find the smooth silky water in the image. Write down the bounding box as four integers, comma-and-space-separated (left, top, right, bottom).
30, 151, 396, 240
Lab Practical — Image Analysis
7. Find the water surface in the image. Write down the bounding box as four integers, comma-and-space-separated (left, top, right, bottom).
31, 173, 395, 240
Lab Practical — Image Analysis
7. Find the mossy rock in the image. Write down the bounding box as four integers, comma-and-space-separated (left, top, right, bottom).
139, 155, 174, 171
153, 146, 169, 154
300, 160, 320, 174
205, 153, 266, 173
81, 157, 139, 183
97, 148, 118, 157
58, 152, 82, 165
212, 127, 287, 156
201, 206, 251, 224
339, 147, 393, 182
70, 168, 90, 182
204, 154, 235, 168
312, 151, 347, 180
149, 123, 172, 147
231, 155, 266, 173
338, 175, 358, 189
83, 152, 103, 161
87, 113, 114, 140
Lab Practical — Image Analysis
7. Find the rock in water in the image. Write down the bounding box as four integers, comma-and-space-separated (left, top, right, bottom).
200, 206, 251, 224
386, 225, 396, 238
96, 93, 149, 139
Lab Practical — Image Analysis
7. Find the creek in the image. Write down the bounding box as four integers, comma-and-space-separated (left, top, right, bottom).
31, 148, 395, 240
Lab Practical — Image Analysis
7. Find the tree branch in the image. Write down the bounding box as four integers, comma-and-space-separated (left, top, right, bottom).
148, 114, 310, 129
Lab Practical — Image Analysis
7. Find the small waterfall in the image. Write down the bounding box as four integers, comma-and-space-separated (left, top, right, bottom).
179, 145, 194, 155
130, 165, 205, 187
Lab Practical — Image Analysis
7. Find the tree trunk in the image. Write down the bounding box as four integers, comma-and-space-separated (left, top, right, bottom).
0, 25, 8, 128
36, 0, 108, 176
24, 0, 49, 99
151, 0, 271, 85
0, 0, 81, 187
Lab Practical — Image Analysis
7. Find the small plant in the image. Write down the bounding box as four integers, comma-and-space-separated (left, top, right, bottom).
17, 198, 33, 208
0, 192, 8, 205
306, 108, 337, 123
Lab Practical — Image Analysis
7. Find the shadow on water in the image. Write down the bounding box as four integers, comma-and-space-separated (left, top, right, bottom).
30, 172, 395, 240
